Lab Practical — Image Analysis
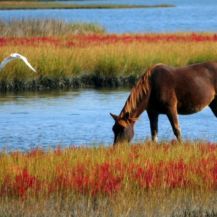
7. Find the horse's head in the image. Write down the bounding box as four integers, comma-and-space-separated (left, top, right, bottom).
110, 112, 136, 146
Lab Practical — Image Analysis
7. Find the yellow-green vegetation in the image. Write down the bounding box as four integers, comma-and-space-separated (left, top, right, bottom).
0, 33, 217, 91
0, 19, 106, 37
0, 1, 174, 10
1, 142, 217, 216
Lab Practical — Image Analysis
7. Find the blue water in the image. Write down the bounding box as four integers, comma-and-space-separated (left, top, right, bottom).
0, 90, 216, 151
0, 0, 217, 33
0, 0, 217, 150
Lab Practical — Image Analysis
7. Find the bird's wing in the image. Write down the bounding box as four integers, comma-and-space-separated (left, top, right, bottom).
0, 53, 37, 72
16, 54, 36, 72
0, 56, 15, 70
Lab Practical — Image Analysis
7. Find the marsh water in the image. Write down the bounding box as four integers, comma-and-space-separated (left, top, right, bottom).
1, 0, 217, 150
0, 0, 217, 33
0, 89, 216, 151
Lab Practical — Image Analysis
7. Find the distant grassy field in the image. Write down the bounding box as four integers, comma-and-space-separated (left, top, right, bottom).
0, 1, 174, 9
1, 142, 217, 216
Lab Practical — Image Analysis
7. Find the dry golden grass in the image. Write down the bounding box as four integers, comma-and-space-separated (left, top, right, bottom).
1, 142, 217, 216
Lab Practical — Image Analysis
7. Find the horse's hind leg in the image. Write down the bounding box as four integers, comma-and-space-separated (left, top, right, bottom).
147, 110, 159, 142
166, 105, 182, 141
209, 97, 217, 117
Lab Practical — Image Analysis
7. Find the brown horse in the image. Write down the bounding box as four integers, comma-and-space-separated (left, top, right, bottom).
110, 62, 217, 145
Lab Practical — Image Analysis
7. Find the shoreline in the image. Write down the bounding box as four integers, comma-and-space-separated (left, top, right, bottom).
0, 75, 138, 92
0, 2, 175, 10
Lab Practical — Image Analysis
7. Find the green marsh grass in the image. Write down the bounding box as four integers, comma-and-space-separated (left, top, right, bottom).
1, 29, 217, 90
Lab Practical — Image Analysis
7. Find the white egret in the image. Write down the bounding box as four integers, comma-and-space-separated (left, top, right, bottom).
0, 53, 36, 72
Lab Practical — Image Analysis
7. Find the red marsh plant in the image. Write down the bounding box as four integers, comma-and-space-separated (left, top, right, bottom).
1, 168, 40, 198
1, 32, 217, 89
1, 143, 217, 199
1, 33, 217, 48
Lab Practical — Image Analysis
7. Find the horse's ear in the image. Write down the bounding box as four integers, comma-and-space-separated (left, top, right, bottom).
110, 113, 118, 121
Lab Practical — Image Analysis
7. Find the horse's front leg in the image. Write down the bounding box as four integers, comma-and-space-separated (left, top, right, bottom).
147, 110, 159, 142
166, 105, 182, 141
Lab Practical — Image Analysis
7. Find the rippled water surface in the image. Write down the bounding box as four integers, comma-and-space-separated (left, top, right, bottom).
0, 89, 216, 151
0, 0, 217, 33
0, 0, 217, 150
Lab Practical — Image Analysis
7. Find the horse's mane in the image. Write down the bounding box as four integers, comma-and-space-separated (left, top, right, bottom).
120, 64, 162, 118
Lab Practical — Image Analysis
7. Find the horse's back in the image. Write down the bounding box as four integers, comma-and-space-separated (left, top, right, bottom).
150, 62, 217, 114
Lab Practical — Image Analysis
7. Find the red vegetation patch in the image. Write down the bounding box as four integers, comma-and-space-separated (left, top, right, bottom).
1, 144, 217, 199
1, 168, 40, 198
1, 33, 217, 48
